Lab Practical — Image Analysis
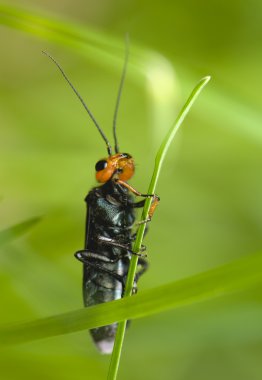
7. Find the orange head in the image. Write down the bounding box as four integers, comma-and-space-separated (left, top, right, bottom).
95, 153, 134, 183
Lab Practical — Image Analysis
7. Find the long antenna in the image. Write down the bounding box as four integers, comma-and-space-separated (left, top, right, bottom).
112, 35, 129, 153
42, 51, 112, 156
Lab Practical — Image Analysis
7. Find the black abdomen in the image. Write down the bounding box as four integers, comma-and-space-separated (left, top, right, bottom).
82, 181, 135, 353
83, 259, 128, 353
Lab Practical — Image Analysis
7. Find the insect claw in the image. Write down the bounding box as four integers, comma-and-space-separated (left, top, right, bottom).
142, 194, 160, 201
130, 249, 147, 258
132, 284, 138, 294
131, 245, 147, 257
121, 279, 138, 297
140, 244, 147, 252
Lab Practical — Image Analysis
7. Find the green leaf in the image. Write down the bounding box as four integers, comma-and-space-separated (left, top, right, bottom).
0, 217, 41, 246
0, 251, 261, 346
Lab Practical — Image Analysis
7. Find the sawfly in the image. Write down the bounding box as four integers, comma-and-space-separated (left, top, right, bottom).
43, 45, 159, 354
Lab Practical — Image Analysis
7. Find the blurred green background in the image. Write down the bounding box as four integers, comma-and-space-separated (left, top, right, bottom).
0, 1, 262, 379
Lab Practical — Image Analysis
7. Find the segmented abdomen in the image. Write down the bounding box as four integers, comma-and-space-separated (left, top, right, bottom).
83, 257, 129, 353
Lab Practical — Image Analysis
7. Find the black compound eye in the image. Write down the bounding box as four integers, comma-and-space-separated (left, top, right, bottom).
95, 160, 107, 172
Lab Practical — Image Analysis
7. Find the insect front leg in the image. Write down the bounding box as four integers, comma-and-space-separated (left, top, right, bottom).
115, 179, 160, 221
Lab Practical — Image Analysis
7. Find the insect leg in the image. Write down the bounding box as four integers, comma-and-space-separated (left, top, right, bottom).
136, 257, 149, 280
131, 200, 146, 208
128, 258, 149, 296
97, 236, 147, 257
75, 250, 125, 285
75, 250, 146, 295
75, 250, 121, 264
116, 179, 160, 220
134, 195, 160, 225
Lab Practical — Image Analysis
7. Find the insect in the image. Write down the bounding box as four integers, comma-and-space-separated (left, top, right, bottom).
43, 48, 159, 354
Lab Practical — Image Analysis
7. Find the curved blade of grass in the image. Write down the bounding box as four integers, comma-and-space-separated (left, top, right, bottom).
0, 4, 172, 76
0, 4, 124, 70
0, 4, 179, 143
1, 5, 261, 144
108, 76, 211, 379
0, 250, 261, 346
0, 4, 178, 91
0, 217, 41, 247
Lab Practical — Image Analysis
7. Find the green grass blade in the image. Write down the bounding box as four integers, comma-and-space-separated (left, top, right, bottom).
0, 250, 261, 346
0, 5, 175, 81
0, 217, 41, 246
108, 76, 210, 379
0, 4, 179, 137
1, 3, 262, 146
1, 5, 260, 144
